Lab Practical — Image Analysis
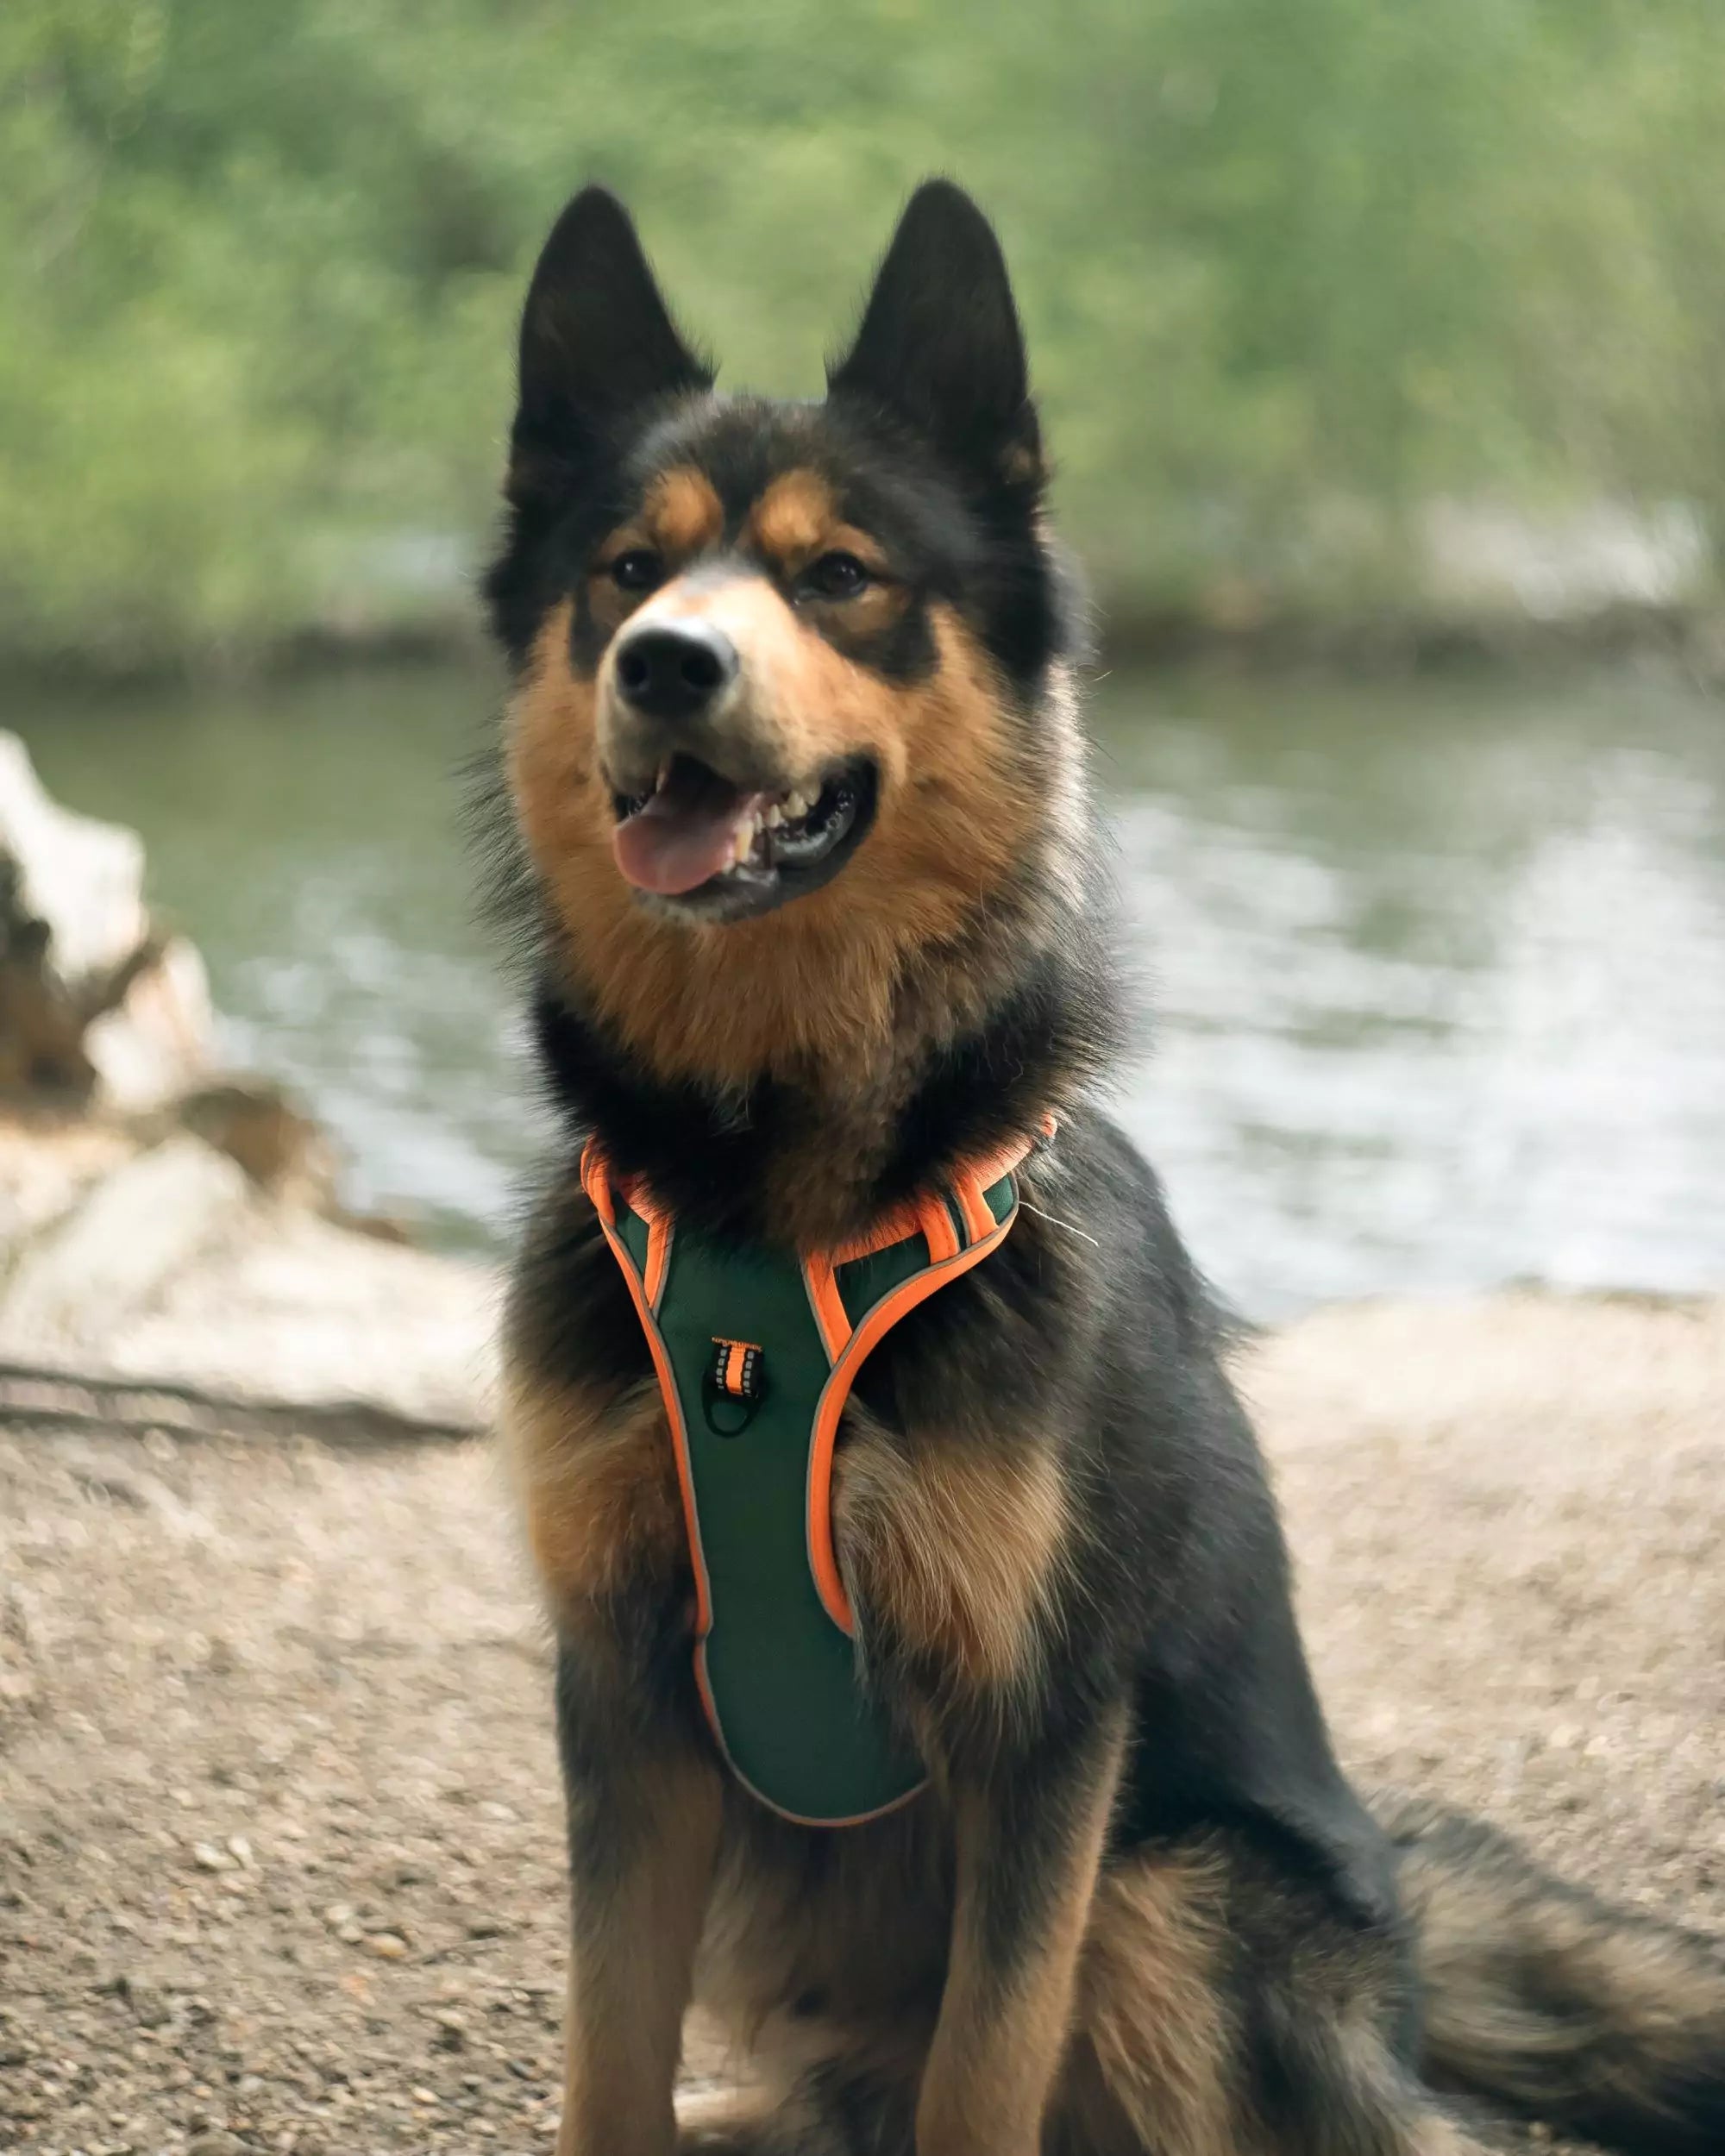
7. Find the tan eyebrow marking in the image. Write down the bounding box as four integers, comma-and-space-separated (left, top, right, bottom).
749, 469, 837, 561
588, 467, 725, 633
748, 470, 892, 581
643, 466, 724, 556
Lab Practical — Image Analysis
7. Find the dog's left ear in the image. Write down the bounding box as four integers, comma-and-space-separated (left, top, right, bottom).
827, 179, 1042, 486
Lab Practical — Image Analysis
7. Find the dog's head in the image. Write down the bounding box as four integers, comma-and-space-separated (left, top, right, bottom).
489, 181, 1086, 1086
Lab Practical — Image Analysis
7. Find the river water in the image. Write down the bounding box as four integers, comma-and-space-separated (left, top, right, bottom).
16, 662, 1725, 1318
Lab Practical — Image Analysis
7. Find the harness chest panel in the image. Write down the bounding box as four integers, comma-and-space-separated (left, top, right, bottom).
582, 1145, 1030, 1827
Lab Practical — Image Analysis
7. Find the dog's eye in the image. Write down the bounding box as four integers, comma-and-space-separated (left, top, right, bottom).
805, 551, 870, 600
610, 549, 664, 593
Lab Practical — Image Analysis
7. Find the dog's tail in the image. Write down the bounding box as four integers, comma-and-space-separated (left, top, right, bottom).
1381, 1798, 1725, 2155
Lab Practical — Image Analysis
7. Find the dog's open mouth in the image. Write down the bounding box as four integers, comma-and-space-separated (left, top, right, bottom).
610, 755, 877, 918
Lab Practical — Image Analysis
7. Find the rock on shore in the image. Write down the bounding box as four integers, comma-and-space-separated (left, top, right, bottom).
0, 731, 493, 1438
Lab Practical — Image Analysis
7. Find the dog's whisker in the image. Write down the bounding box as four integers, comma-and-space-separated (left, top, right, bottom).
1018, 1200, 1101, 1248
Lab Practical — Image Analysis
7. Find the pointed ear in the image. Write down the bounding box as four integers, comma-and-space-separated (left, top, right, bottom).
510, 186, 712, 492
827, 179, 1041, 484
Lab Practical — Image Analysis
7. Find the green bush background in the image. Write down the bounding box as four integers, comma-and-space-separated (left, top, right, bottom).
4, 0, 1722, 673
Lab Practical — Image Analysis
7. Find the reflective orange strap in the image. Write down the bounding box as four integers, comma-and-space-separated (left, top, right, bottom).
804, 1250, 850, 1362
919, 1192, 961, 1262
578, 1137, 614, 1221
804, 1115, 1057, 1363
805, 1197, 1026, 1635
952, 1175, 995, 1245
580, 1145, 712, 1643
580, 1140, 671, 1309
801, 1114, 1057, 1634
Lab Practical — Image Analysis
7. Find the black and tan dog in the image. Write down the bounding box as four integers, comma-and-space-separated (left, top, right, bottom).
482, 180, 1724, 2156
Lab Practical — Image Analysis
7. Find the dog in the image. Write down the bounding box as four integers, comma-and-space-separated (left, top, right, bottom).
480, 178, 1725, 2156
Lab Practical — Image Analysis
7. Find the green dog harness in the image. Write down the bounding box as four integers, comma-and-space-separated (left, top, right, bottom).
581, 1125, 1046, 1827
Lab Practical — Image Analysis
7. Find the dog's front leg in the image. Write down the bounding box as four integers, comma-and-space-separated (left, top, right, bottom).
916, 1710, 1126, 2156
554, 1638, 722, 2156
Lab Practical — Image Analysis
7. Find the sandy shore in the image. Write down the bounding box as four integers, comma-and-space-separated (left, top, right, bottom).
1, 1290, 1720, 2154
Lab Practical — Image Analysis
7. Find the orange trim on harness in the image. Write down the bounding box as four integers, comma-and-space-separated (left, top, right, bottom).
580, 1148, 714, 1643
805, 1120, 1047, 1635
952, 1170, 996, 1246
803, 1203, 1026, 1636
803, 1248, 852, 1361
829, 1194, 932, 1266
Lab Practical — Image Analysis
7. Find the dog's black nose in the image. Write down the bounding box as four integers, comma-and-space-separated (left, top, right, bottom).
613, 622, 738, 723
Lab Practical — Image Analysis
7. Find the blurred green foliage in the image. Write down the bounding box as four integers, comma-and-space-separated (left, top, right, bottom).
3, 0, 1722, 672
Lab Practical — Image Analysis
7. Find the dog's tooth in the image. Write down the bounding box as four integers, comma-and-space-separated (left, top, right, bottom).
764, 804, 783, 830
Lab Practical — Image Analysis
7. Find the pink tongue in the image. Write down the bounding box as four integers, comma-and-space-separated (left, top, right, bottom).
613, 789, 762, 896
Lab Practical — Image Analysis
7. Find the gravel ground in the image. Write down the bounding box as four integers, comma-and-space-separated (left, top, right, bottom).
1, 1290, 1720, 2155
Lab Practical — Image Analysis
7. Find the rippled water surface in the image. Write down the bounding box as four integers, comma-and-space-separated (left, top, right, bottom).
17, 661, 1725, 1317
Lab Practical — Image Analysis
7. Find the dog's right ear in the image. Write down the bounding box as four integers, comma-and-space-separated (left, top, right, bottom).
508, 187, 712, 498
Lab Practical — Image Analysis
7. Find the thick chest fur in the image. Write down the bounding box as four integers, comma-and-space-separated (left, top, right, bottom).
501, 1362, 1067, 1707
500, 1369, 688, 1619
